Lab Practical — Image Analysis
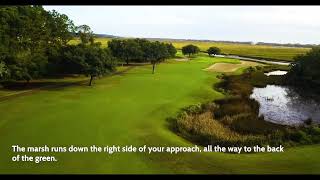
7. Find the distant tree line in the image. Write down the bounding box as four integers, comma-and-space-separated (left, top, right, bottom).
256, 42, 317, 48
0, 6, 177, 86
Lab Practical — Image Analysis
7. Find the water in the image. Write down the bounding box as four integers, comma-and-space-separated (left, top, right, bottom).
250, 85, 320, 125
264, 70, 287, 76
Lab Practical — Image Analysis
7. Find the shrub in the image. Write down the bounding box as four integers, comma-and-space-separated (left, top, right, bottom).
180, 103, 203, 115
308, 125, 320, 136
288, 130, 312, 144
256, 66, 263, 71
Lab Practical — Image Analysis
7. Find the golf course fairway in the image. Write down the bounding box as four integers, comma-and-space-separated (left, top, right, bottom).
0, 56, 319, 174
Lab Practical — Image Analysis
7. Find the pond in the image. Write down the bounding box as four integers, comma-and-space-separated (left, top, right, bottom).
250, 85, 320, 126
264, 70, 287, 76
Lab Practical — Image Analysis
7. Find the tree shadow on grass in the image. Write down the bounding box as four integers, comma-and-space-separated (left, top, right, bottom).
1, 81, 82, 91
0, 80, 90, 102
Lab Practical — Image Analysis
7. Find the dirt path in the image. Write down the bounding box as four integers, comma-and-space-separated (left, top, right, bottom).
214, 55, 290, 65
174, 58, 189, 62
0, 66, 135, 102
204, 60, 263, 73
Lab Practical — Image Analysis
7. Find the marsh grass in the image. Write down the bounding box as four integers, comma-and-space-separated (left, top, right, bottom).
171, 104, 266, 148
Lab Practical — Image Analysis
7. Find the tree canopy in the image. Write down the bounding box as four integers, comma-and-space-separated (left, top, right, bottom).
287, 47, 320, 89
77, 25, 94, 45
57, 43, 116, 86
0, 6, 177, 86
207, 47, 221, 56
0, 6, 75, 82
182, 44, 200, 57
108, 38, 176, 73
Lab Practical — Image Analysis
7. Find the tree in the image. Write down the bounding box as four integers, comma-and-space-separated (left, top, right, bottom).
83, 45, 116, 86
58, 43, 116, 86
122, 39, 143, 64
46, 9, 75, 47
144, 41, 169, 74
0, 6, 47, 82
77, 25, 94, 45
207, 47, 221, 56
287, 47, 320, 88
182, 44, 200, 58
0, 61, 9, 80
56, 44, 85, 74
133, 38, 151, 62
107, 39, 123, 60
0, 6, 119, 85
109, 39, 173, 73
108, 39, 143, 65
4, 56, 32, 82
165, 43, 177, 58
0, 6, 76, 82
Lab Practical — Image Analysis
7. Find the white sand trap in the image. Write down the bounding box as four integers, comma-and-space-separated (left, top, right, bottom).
205, 60, 263, 72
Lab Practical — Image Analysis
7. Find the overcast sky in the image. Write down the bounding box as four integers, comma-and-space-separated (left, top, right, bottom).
44, 6, 320, 44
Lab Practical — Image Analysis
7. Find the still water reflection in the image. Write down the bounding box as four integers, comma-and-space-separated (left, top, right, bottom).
250, 85, 320, 125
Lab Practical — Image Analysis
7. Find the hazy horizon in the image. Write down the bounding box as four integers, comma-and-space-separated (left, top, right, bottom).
44, 6, 320, 45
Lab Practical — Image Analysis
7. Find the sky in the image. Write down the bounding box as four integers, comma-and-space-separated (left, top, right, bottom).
44, 6, 320, 44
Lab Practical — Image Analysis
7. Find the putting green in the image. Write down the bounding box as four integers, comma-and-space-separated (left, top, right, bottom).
0, 56, 319, 174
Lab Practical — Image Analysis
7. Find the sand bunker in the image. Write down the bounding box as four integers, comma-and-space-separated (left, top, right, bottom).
205, 60, 263, 72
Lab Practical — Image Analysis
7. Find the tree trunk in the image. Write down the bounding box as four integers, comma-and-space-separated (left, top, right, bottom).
89, 75, 93, 86
25, 79, 30, 87
152, 63, 155, 74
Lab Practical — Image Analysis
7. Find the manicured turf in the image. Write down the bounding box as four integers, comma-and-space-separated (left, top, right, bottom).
0, 56, 319, 174
70, 37, 310, 61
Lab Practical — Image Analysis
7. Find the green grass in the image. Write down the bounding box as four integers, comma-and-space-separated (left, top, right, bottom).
69, 37, 310, 62
0, 76, 89, 98
0, 56, 319, 174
